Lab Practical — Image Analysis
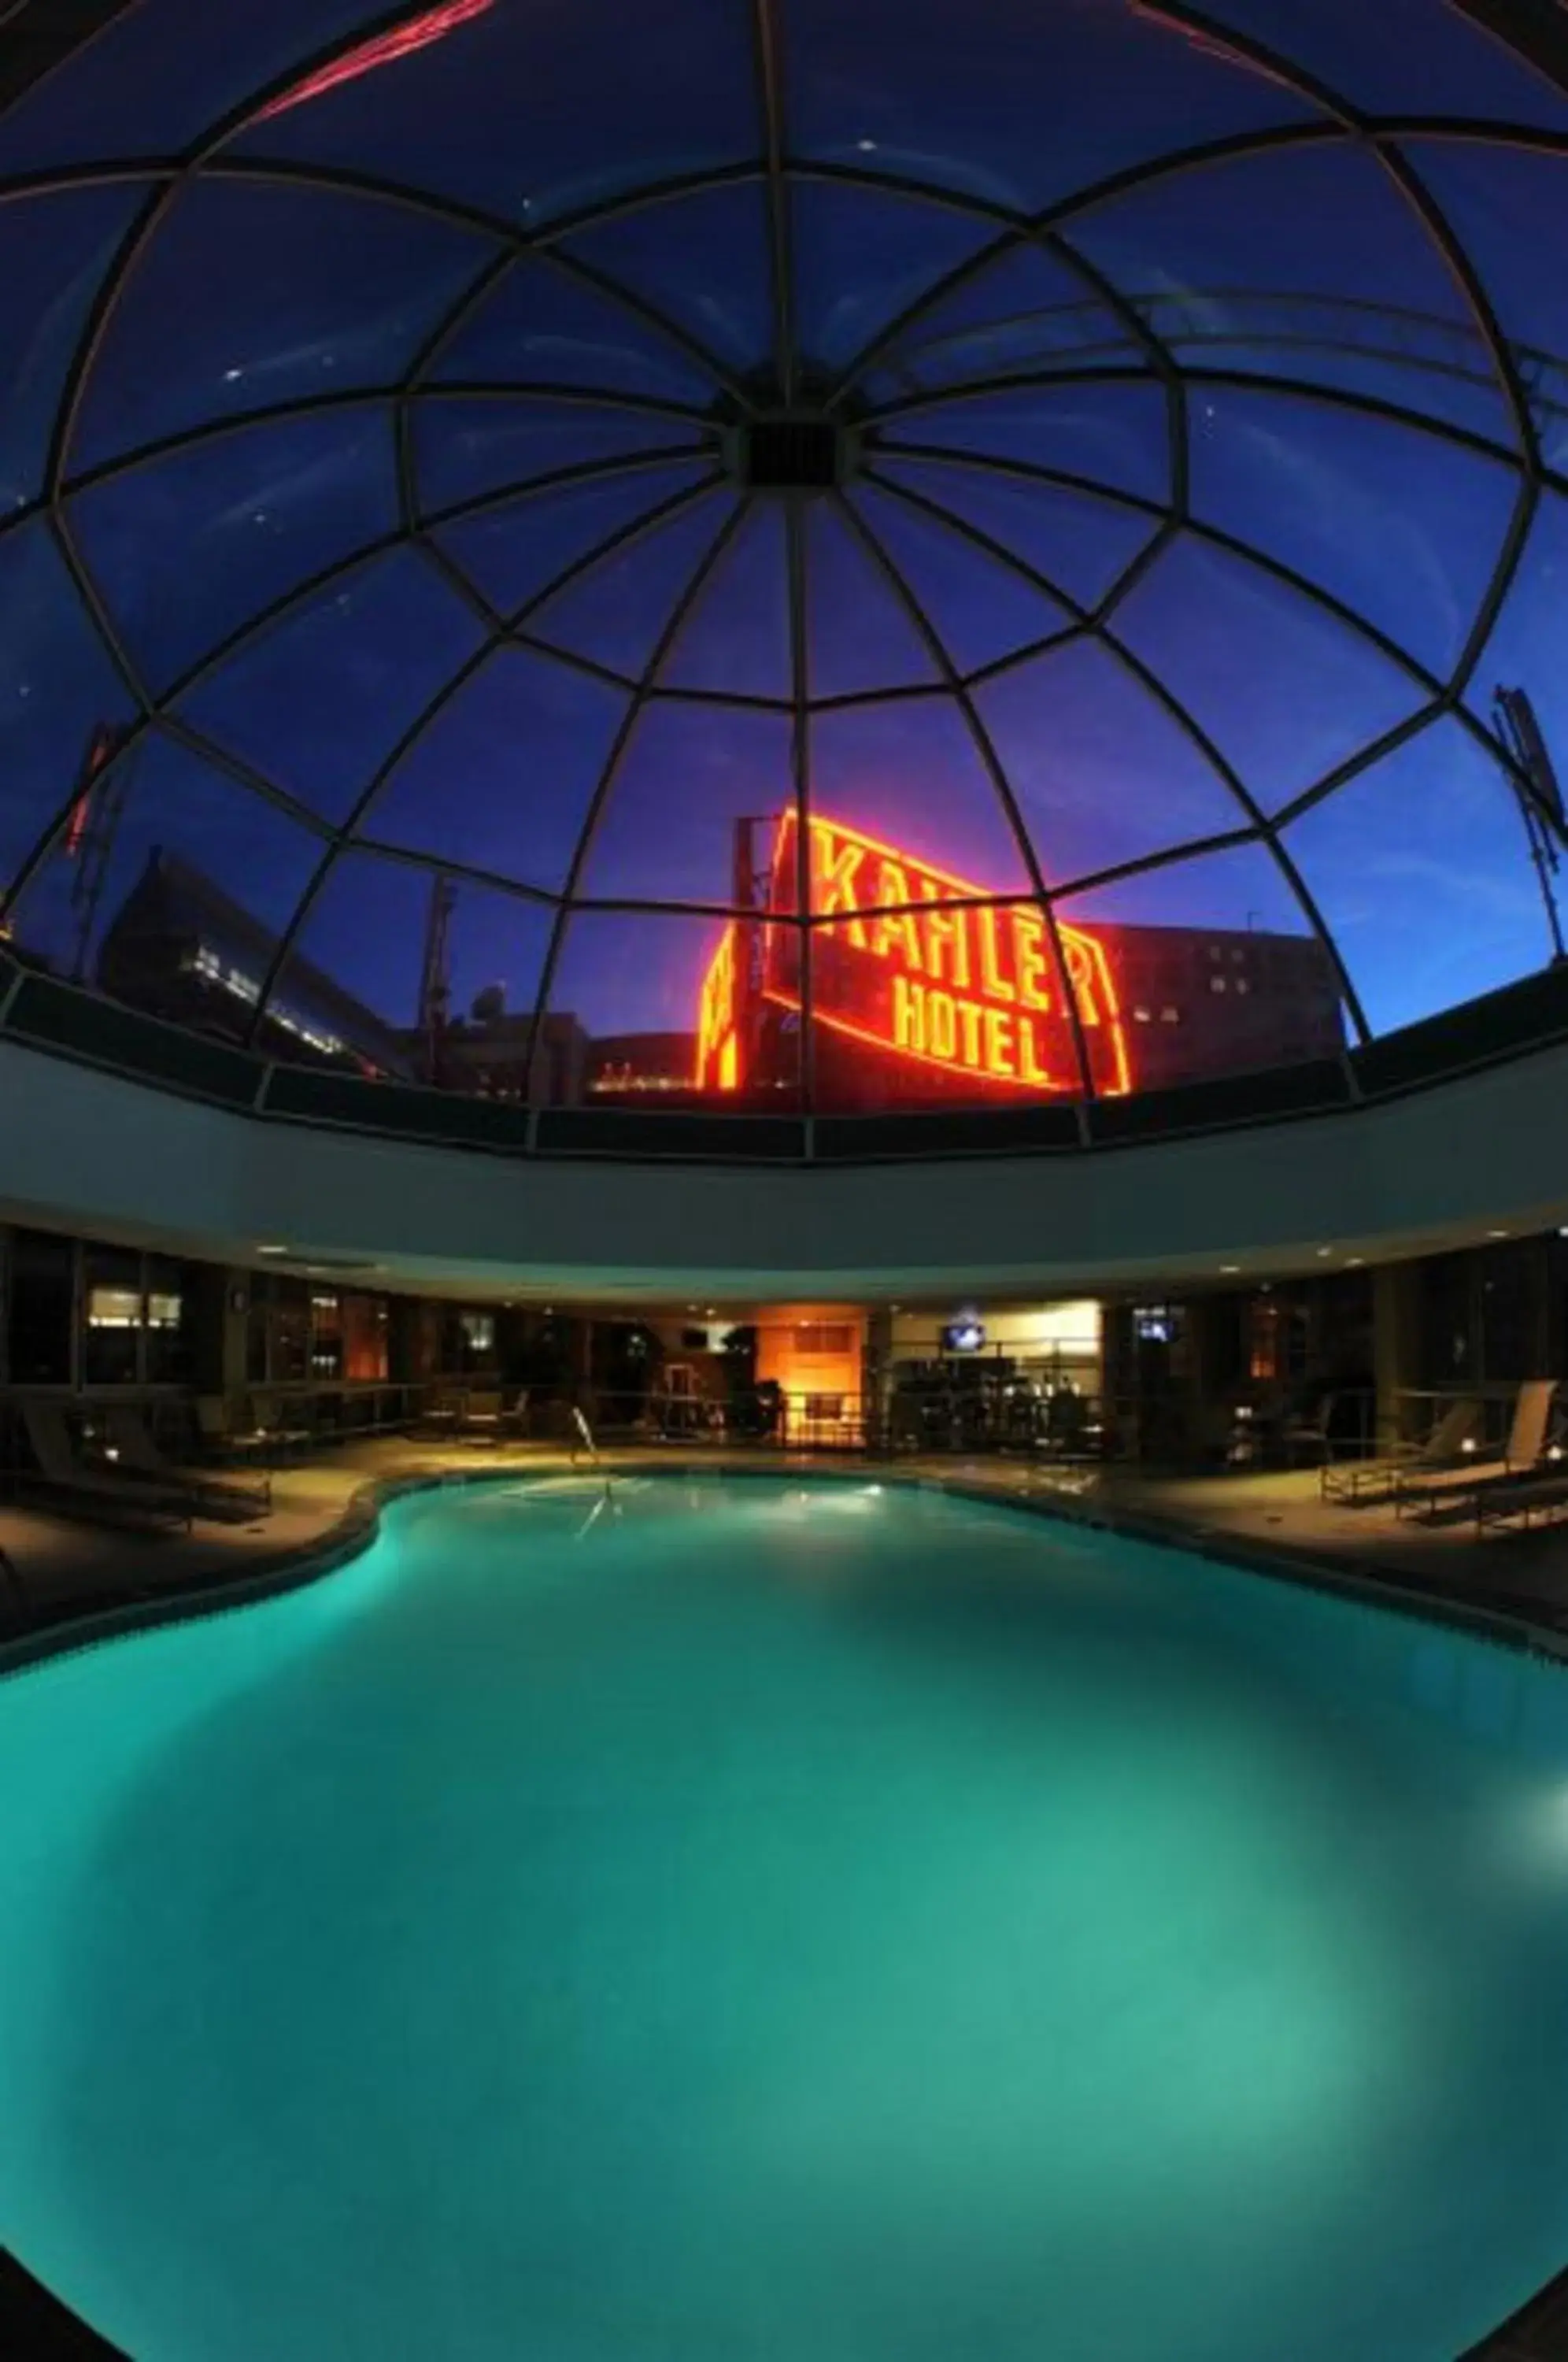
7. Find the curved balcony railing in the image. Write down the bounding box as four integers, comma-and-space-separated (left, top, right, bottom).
6, 935, 1568, 1164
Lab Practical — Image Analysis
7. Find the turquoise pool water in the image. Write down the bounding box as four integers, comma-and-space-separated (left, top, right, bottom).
2, 1476, 1568, 2360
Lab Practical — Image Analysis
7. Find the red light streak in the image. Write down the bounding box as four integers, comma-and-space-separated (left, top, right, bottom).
250, 0, 494, 124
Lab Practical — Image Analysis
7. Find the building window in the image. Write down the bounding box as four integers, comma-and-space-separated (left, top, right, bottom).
145, 1257, 191, 1384
8, 1231, 75, 1386
1209, 976, 1227, 993
83, 1245, 142, 1386
1159, 1006, 1180, 1023
309, 1292, 344, 1379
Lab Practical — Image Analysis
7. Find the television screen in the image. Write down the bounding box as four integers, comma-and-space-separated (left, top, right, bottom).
943, 1319, 986, 1353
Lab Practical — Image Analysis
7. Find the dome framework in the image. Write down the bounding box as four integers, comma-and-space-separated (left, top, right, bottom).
2, 0, 1568, 1120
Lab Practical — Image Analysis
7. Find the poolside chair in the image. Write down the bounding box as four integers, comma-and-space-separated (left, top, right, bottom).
104, 1407, 272, 1525
1392, 1379, 1557, 1520
17, 1402, 191, 1534
1321, 1397, 1480, 1506
459, 1388, 505, 1446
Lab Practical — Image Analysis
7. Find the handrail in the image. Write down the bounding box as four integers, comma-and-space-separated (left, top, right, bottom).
569, 1405, 614, 1505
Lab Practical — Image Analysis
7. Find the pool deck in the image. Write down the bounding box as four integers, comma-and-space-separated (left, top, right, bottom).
6, 1440, 1568, 2360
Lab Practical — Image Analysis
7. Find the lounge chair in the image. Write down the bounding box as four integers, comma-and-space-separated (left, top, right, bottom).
1392, 1379, 1558, 1520
1321, 1398, 1481, 1505
17, 1403, 191, 1534
104, 1407, 271, 1525
1475, 1466, 1568, 1535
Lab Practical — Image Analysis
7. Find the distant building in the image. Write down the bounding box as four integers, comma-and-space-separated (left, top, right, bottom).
97, 849, 411, 1078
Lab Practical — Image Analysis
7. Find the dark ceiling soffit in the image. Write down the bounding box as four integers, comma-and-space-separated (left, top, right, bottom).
0, 0, 138, 115
1450, 1, 1568, 94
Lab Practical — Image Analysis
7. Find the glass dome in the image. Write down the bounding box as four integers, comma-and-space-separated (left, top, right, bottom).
3, 0, 1567, 1122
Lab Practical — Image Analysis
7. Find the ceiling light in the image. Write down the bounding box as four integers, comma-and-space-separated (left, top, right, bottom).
1219, 1264, 1240, 1275
1315, 1246, 1332, 1258
256, 1243, 290, 1257
1488, 1228, 1511, 1240
1346, 1257, 1365, 1267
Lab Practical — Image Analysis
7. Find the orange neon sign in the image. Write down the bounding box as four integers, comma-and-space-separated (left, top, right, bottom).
694, 812, 1131, 1098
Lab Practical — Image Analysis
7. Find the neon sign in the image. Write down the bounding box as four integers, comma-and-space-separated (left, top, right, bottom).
694, 813, 1131, 1098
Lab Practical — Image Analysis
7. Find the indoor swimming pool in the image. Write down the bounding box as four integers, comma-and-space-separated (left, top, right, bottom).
2, 1474, 1567, 2360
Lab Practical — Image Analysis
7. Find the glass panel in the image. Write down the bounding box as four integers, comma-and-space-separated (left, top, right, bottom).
0, 184, 150, 513
83, 1244, 144, 1386
422, 876, 557, 1098
871, 454, 1156, 612
412, 396, 708, 514
226, 0, 757, 227
806, 887, 1104, 1113
806, 698, 1030, 898
576, 705, 796, 909
434, 464, 718, 616
1111, 533, 1430, 816
783, 0, 1311, 212
1403, 141, 1568, 471
660, 504, 791, 702
805, 503, 941, 700
529, 495, 733, 676
0, 520, 137, 905
863, 239, 1139, 405
846, 480, 1074, 676
878, 381, 1170, 504
976, 639, 1255, 888
68, 405, 398, 691
1071, 135, 1473, 321
145, 1255, 193, 1384
435, 256, 717, 406
1473, 489, 1568, 807
1055, 842, 1344, 1090
177, 546, 484, 824
546, 909, 801, 1110
6, 1230, 76, 1387
267, 850, 553, 1085
1191, 2, 1568, 122
557, 183, 776, 377
791, 180, 997, 375
1158, 329, 1513, 450
9, 727, 326, 1004
1281, 716, 1554, 1034
358, 646, 627, 894
72, 180, 494, 471
1189, 387, 1522, 678
0, 0, 388, 172
1066, 135, 1516, 447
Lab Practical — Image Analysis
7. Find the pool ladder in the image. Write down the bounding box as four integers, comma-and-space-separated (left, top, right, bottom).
571, 1407, 614, 1505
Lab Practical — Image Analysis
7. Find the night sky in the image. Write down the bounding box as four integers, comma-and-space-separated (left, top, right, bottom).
2, 0, 1566, 1064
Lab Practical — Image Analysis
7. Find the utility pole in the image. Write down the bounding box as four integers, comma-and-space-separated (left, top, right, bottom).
1494, 686, 1566, 964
